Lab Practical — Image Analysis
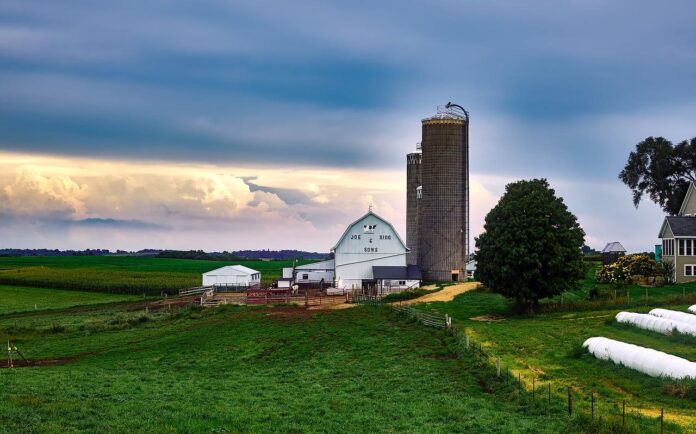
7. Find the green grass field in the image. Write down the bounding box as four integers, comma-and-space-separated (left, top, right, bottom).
424, 288, 696, 430
0, 256, 312, 295
0, 297, 595, 433
0, 285, 139, 315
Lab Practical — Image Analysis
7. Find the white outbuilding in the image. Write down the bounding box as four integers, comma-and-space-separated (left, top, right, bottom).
202, 265, 261, 289
332, 210, 418, 292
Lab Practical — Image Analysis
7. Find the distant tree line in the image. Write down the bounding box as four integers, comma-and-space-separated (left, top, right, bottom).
156, 250, 332, 261
0, 248, 112, 257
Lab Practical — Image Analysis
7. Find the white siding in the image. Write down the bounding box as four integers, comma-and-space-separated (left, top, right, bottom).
296, 270, 333, 283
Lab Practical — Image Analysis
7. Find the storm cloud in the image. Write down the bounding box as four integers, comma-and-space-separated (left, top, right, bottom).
0, 1, 693, 251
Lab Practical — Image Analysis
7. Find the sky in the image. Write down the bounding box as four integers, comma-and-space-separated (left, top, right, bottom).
1, 0, 695, 252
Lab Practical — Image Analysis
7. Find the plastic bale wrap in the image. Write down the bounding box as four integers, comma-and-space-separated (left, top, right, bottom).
689, 305, 696, 314
615, 311, 696, 336
649, 308, 696, 326
583, 337, 696, 379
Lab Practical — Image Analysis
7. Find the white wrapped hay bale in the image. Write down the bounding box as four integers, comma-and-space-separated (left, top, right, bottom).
615, 311, 696, 336
649, 308, 696, 326
583, 337, 696, 379
689, 305, 696, 314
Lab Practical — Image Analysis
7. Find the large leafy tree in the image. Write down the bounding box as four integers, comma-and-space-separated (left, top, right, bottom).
619, 137, 696, 215
475, 179, 585, 309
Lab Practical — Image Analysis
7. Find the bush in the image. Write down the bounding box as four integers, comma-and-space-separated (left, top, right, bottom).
595, 254, 665, 285
382, 289, 430, 302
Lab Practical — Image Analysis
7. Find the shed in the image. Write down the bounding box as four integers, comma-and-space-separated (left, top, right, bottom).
601, 242, 626, 265
202, 265, 261, 288
372, 265, 421, 293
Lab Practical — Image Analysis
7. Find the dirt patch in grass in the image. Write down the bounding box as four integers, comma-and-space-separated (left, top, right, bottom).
470, 314, 506, 322
264, 306, 322, 321
0, 355, 78, 369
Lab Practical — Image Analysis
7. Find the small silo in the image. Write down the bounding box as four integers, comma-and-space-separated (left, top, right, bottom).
406, 151, 422, 265
417, 103, 469, 281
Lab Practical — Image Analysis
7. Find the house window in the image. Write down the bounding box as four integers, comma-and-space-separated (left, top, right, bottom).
679, 239, 685, 256
688, 240, 694, 256
399, 280, 406, 286
663, 239, 675, 256
685, 265, 696, 276
416, 186, 422, 199
302, 273, 309, 280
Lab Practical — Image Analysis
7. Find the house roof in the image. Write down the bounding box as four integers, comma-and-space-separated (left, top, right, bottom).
664, 216, 696, 237
601, 242, 626, 253
372, 265, 422, 280
678, 182, 696, 216
202, 265, 259, 276
331, 210, 408, 252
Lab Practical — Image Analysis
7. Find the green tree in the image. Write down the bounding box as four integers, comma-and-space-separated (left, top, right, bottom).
619, 136, 696, 215
474, 179, 585, 309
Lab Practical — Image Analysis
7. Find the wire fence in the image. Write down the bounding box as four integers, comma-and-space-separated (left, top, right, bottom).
353, 296, 678, 433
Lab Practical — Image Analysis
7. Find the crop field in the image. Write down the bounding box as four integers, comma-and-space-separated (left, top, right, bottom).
0, 256, 313, 295
0, 285, 138, 315
425, 288, 696, 430
0, 295, 596, 433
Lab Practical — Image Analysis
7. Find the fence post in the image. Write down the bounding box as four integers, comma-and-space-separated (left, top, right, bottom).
660, 408, 664, 434
532, 377, 535, 401
567, 387, 572, 417
591, 393, 594, 420
466, 335, 470, 350
7, 340, 13, 368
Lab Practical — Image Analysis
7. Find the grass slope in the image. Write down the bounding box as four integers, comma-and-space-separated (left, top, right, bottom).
0, 256, 313, 294
424, 289, 696, 430
0, 285, 139, 315
0, 302, 585, 433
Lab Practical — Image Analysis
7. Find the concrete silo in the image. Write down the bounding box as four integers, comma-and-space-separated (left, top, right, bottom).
406, 103, 469, 281
406, 151, 422, 265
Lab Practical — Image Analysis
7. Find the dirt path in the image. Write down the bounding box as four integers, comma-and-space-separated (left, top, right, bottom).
310, 282, 480, 310
399, 282, 479, 305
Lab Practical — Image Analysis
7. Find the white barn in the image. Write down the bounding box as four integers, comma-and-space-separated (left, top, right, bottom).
202, 265, 260, 288
333, 210, 416, 292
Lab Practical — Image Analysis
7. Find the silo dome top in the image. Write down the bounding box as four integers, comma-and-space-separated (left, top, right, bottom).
422, 102, 469, 123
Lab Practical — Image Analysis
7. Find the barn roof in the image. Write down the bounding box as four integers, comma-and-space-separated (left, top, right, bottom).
295, 259, 334, 270
331, 210, 408, 252
372, 265, 422, 280
202, 265, 259, 276
601, 242, 626, 253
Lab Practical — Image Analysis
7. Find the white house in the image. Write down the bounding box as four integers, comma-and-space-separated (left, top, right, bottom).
202, 265, 260, 288
333, 210, 416, 291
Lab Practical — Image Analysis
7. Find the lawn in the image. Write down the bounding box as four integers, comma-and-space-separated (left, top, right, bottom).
0, 301, 592, 433
0, 285, 139, 315
423, 288, 696, 431
0, 256, 313, 295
